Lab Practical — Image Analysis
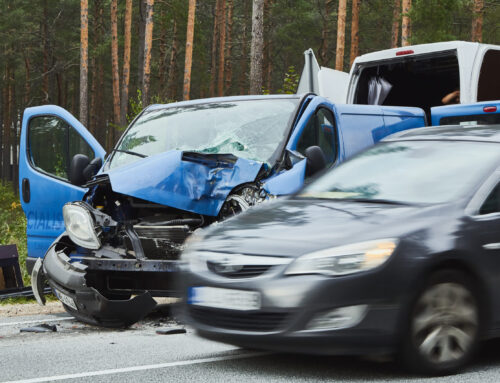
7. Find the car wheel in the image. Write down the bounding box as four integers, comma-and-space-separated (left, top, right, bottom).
401, 270, 480, 375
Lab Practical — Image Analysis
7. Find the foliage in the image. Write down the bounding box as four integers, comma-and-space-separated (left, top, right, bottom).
0, 183, 29, 286
277, 66, 300, 94
126, 89, 175, 125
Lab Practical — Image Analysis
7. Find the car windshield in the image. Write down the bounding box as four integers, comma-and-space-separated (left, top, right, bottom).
300, 140, 500, 205
107, 98, 299, 169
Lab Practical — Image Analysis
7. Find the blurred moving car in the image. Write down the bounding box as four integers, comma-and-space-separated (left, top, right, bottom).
180, 124, 500, 375
21, 95, 425, 327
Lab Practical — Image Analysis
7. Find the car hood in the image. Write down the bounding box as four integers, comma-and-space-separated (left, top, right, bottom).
195, 198, 462, 257
102, 151, 263, 216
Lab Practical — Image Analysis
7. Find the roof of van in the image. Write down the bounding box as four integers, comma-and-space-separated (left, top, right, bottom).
383, 124, 500, 143
353, 41, 498, 64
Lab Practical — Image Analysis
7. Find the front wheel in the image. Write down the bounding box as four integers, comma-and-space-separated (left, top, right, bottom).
401, 271, 480, 375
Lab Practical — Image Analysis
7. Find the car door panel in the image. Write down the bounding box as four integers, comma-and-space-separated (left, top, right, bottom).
19, 105, 105, 259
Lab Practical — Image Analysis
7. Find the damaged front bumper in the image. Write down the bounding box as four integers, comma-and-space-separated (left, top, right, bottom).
32, 234, 178, 327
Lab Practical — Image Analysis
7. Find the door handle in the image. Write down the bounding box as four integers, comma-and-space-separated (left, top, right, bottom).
483, 243, 500, 250
22, 178, 30, 203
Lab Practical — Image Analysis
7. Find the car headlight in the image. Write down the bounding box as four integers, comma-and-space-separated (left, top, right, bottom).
62, 202, 101, 249
285, 239, 398, 276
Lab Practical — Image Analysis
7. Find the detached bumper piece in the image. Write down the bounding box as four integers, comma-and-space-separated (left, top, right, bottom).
42, 241, 158, 328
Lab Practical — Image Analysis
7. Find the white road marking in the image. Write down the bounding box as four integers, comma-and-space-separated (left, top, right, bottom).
0, 316, 74, 327
3, 351, 271, 383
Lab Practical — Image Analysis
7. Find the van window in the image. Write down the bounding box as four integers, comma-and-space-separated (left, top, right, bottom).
440, 113, 500, 126
478, 50, 500, 102
480, 183, 500, 215
296, 108, 337, 166
354, 52, 459, 117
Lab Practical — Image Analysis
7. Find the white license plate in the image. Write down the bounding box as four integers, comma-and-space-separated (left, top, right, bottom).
55, 289, 78, 311
189, 286, 261, 311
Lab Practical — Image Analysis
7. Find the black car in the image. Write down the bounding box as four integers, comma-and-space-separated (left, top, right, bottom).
179, 125, 500, 375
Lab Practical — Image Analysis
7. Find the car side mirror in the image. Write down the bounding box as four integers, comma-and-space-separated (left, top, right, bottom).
305, 146, 327, 177
69, 154, 90, 186
83, 157, 103, 181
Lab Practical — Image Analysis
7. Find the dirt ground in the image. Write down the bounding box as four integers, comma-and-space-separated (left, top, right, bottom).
0, 301, 66, 317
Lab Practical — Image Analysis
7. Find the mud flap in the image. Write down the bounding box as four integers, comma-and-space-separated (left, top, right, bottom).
31, 257, 46, 306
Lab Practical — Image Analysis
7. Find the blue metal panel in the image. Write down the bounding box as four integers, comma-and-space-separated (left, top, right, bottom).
105, 151, 263, 217
262, 159, 307, 195
19, 105, 105, 259
378, 106, 427, 141
431, 101, 500, 125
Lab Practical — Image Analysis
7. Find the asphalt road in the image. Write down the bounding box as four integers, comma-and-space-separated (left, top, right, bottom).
2, 306, 500, 382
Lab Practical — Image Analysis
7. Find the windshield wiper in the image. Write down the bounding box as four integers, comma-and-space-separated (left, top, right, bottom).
111, 149, 148, 158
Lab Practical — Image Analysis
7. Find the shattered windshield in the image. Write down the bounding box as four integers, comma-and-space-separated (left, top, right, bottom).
107, 98, 299, 169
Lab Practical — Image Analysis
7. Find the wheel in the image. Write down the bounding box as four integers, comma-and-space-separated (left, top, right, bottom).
401, 270, 480, 375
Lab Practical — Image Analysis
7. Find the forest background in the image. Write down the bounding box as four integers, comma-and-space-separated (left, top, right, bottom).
0, 0, 499, 191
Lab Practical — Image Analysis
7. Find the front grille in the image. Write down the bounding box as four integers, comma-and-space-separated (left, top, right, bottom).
189, 306, 289, 332
207, 262, 273, 278
133, 225, 191, 260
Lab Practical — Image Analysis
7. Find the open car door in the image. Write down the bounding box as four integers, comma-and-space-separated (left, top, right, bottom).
297, 48, 349, 103
19, 105, 105, 261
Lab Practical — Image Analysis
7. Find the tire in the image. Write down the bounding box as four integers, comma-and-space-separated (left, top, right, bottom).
400, 270, 480, 375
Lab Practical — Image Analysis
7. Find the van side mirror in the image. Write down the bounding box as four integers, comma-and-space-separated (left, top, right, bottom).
69, 155, 103, 186
69, 154, 90, 186
305, 146, 327, 177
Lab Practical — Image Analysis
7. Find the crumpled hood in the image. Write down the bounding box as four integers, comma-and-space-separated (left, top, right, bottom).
103, 151, 263, 216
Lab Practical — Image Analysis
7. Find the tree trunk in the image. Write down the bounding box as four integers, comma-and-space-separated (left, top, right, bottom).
349, 0, 361, 66
137, 0, 146, 91
391, 0, 401, 48
42, 0, 49, 103
24, 53, 31, 106
224, 0, 233, 94
3, 64, 12, 183
239, 0, 251, 94
263, 0, 273, 92
335, 0, 347, 71
166, 20, 178, 101
471, 0, 484, 42
120, 0, 132, 126
111, 0, 120, 125
183, 0, 196, 101
90, 0, 103, 136
80, 0, 89, 127
319, 0, 334, 66
217, 0, 226, 96
249, 0, 264, 95
401, 0, 411, 47
142, 0, 155, 106
210, 0, 221, 97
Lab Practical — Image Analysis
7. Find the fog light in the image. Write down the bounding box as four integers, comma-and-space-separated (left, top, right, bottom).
305, 305, 367, 331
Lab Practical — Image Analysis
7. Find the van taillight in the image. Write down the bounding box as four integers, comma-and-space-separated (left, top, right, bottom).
396, 50, 414, 56
484, 106, 497, 113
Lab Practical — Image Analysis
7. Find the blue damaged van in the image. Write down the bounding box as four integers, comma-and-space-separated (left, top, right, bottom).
21, 94, 425, 327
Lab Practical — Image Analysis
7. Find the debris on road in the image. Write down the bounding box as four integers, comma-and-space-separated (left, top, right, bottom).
155, 327, 187, 335
20, 323, 57, 333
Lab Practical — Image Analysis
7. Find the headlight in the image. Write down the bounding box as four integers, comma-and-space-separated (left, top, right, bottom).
62, 202, 101, 249
285, 239, 398, 276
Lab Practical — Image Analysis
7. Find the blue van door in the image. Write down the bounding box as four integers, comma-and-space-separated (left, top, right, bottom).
19, 105, 106, 262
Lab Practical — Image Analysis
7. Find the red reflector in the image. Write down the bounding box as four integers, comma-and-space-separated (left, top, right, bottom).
396, 50, 414, 56
484, 106, 497, 113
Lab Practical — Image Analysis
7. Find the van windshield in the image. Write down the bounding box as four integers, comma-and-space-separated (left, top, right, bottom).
354, 52, 459, 115
107, 98, 299, 170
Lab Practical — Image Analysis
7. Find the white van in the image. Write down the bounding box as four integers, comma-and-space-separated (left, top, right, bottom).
299, 41, 500, 115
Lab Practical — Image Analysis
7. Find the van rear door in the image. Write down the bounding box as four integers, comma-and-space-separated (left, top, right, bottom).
297, 49, 349, 103
431, 102, 500, 126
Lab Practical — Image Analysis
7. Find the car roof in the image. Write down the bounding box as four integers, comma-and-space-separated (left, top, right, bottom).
383, 124, 500, 143
146, 94, 301, 110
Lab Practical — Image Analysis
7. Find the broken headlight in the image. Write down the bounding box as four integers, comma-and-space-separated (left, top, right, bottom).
62, 202, 101, 249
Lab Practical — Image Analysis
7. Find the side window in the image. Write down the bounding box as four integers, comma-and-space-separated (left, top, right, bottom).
28, 116, 95, 181
296, 108, 337, 165
479, 183, 500, 215
478, 50, 500, 102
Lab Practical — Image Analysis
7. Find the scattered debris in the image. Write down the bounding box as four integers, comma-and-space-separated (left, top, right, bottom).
155, 327, 186, 335
20, 323, 57, 333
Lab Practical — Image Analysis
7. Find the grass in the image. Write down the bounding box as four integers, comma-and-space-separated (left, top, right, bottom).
0, 182, 29, 286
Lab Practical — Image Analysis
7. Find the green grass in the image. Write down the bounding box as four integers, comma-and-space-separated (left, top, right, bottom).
0, 183, 29, 286
0, 294, 57, 305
